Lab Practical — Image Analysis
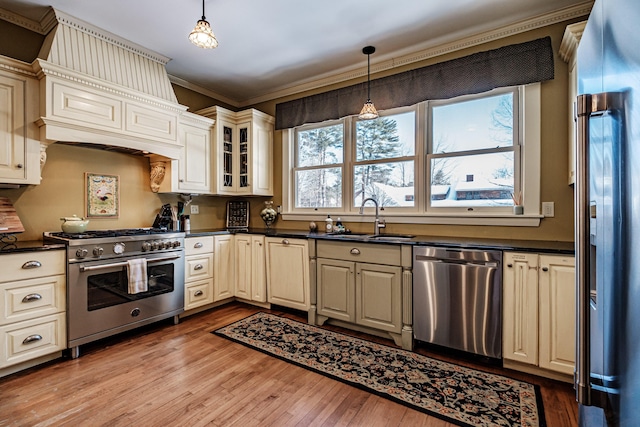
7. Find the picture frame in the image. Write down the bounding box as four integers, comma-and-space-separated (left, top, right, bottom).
85, 173, 119, 218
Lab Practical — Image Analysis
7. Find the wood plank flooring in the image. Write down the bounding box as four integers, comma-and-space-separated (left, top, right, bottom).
0, 302, 578, 426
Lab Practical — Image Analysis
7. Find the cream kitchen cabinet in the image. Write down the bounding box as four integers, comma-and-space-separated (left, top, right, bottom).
265, 237, 310, 311
235, 234, 267, 303
502, 251, 575, 380
214, 235, 235, 302
183, 236, 214, 312
0, 250, 66, 377
0, 60, 43, 186
315, 240, 403, 345
150, 112, 214, 194
196, 106, 274, 196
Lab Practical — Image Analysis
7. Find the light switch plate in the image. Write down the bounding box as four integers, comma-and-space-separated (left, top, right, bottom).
190, 204, 199, 214
542, 202, 554, 217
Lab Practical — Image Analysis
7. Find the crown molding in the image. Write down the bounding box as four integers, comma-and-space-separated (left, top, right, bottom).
0, 6, 43, 33
235, 0, 593, 107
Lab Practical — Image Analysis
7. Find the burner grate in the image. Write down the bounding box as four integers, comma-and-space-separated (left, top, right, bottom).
47, 228, 172, 239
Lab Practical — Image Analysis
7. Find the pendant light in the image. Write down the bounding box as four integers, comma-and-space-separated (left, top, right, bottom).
189, 0, 219, 49
359, 46, 379, 120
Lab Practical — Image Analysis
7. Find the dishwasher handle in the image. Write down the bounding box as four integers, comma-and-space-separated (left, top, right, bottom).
414, 255, 499, 267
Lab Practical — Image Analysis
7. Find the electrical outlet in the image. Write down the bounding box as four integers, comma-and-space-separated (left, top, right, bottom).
190, 204, 199, 215
542, 202, 554, 217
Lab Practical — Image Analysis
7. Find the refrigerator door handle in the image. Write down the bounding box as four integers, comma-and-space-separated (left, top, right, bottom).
575, 92, 624, 406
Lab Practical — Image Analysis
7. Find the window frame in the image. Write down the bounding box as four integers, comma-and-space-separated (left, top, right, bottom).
281, 83, 541, 226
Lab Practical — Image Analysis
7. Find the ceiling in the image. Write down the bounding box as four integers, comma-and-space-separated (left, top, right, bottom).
0, 0, 591, 107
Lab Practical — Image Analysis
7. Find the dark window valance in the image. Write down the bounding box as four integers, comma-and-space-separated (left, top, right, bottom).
275, 36, 554, 130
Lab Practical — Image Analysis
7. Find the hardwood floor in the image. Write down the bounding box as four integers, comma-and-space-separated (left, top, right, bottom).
0, 302, 578, 426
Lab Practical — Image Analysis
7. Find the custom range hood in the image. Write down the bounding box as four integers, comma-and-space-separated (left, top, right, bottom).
33, 9, 187, 160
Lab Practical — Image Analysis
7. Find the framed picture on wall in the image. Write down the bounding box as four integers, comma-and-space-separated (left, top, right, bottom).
85, 173, 119, 218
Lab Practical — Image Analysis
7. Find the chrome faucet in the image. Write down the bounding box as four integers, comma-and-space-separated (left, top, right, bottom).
359, 197, 386, 235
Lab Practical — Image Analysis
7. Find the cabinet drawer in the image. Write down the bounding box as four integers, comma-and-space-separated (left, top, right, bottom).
0, 275, 66, 325
185, 254, 213, 281
0, 251, 65, 282
185, 236, 215, 256
0, 313, 66, 368
317, 241, 401, 265
184, 278, 214, 310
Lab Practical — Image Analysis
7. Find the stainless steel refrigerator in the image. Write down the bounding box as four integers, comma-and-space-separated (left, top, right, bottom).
575, 0, 640, 425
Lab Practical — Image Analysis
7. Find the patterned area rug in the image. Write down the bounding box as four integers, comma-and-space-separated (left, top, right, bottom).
214, 312, 546, 427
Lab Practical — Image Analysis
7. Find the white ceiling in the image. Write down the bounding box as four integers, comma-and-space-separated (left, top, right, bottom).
0, 0, 591, 107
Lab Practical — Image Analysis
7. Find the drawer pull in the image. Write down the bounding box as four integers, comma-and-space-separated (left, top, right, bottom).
21, 260, 42, 269
350, 248, 361, 255
194, 290, 204, 297
23, 334, 43, 345
22, 293, 43, 303
282, 239, 289, 245
194, 242, 204, 249
194, 264, 204, 270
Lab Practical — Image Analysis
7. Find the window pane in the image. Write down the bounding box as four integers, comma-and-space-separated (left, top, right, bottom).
297, 124, 343, 167
432, 92, 514, 153
430, 152, 513, 207
354, 161, 414, 207
296, 168, 342, 208
356, 112, 415, 161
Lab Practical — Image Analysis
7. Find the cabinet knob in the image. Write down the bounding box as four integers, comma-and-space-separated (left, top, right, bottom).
22, 293, 43, 303
16, 163, 23, 169
194, 290, 204, 297
179, 179, 184, 182
350, 248, 361, 255
22, 334, 43, 345
194, 264, 204, 270
507, 264, 513, 268
21, 260, 42, 269
541, 267, 549, 272
282, 239, 289, 245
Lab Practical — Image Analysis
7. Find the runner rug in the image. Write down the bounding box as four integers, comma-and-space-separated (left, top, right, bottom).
213, 312, 546, 427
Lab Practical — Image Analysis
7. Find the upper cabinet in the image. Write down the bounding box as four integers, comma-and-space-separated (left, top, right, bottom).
197, 106, 274, 196
0, 59, 43, 186
560, 21, 586, 186
150, 112, 214, 194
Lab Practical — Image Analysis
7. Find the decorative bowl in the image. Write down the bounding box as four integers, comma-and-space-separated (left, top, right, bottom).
60, 215, 90, 233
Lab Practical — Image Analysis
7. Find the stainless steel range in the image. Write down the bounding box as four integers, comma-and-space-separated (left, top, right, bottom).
44, 229, 185, 358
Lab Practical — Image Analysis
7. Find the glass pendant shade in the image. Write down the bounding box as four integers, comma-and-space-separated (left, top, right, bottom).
358, 46, 378, 120
359, 100, 379, 119
189, 0, 218, 49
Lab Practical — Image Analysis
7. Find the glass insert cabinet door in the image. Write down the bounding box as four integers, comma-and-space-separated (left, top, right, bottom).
221, 122, 251, 192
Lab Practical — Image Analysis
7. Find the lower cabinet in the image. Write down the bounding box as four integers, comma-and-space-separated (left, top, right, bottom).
213, 235, 235, 302
0, 250, 66, 377
235, 234, 266, 303
184, 236, 214, 311
265, 237, 310, 311
503, 252, 576, 379
315, 240, 404, 345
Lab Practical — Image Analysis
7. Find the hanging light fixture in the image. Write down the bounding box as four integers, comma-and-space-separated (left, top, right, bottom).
359, 46, 378, 120
189, 0, 219, 49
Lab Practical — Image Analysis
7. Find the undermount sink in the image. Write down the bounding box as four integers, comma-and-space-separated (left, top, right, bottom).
326, 233, 414, 241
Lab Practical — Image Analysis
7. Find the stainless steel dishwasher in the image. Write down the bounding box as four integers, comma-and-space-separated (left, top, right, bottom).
413, 246, 502, 359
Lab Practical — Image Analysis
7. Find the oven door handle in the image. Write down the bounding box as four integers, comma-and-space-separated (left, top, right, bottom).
79, 255, 181, 272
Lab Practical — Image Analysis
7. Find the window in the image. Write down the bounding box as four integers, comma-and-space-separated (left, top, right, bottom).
283, 84, 540, 225
428, 88, 519, 212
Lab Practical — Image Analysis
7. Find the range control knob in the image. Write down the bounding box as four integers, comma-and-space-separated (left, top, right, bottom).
93, 247, 104, 257
76, 248, 88, 258
172, 240, 181, 248
151, 241, 159, 250
142, 242, 152, 252
113, 242, 126, 255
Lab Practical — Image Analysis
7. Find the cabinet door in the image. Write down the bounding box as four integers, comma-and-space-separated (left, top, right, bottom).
236, 121, 251, 194
0, 74, 26, 182
317, 258, 355, 323
539, 255, 576, 374
265, 237, 309, 311
251, 120, 273, 196
178, 123, 210, 192
355, 263, 402, 333
250, 235, 266, 302
216, 119, 235, 194
214, 235, 234, 301
234, 234, 252, 300
503, 252, 539, 365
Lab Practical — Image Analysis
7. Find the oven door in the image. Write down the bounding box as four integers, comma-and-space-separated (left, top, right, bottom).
67, 251, 185, 347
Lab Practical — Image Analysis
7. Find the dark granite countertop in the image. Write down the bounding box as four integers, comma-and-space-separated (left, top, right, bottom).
186, 228, 574, 254
0, 240, 66, 255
